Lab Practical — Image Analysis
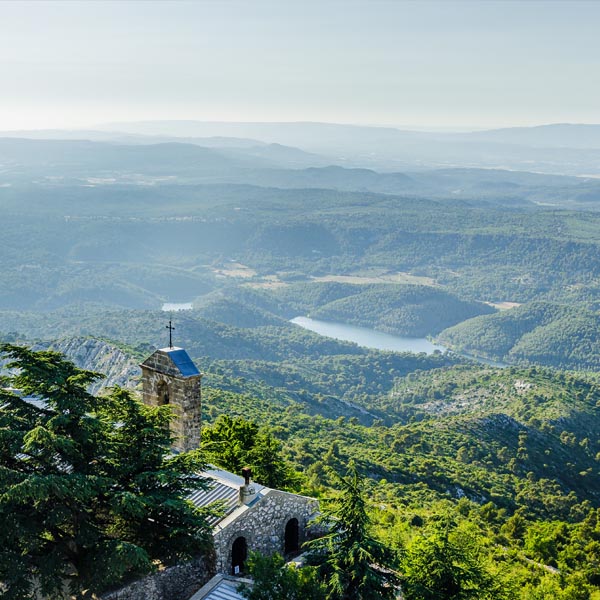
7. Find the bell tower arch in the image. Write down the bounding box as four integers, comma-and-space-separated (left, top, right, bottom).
140, 346, 202, 452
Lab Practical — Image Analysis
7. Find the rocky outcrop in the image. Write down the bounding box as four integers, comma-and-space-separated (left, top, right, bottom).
38, 337, 142, 393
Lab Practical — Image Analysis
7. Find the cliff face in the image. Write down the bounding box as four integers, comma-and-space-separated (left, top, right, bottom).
41, 337, 142, 394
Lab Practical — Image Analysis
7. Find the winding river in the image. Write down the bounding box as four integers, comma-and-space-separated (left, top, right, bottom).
290, 316, 446, 354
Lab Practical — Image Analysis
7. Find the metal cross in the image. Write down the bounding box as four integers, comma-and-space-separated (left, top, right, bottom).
166, 320, 175, 348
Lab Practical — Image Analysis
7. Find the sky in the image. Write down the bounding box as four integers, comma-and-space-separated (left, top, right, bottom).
1, 0, 599, 131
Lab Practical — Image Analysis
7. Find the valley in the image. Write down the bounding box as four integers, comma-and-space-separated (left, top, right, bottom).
2, 129, 600, 597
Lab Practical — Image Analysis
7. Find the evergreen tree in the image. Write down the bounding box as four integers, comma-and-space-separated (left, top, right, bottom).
201, 415, 259, 475
0, 344, 213, 600
250, 429, 296, 489
239, 552, 326, 600
401, 517, 515, 600
307, 463, 399, 600
201, 415, 295, 489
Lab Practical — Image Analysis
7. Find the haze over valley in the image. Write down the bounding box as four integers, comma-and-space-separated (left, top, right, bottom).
3, 1, 600, 598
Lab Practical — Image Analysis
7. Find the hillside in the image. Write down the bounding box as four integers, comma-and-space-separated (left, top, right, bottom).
5, 179, 600, 313
438, 302, 600, 370
0, 304, 458, 422
33, 334, 600, 520
306, 283, 494, 336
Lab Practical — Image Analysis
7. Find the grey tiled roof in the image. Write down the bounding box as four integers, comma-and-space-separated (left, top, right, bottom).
189, 575, 250, 600
188, 479, 239, 526
187, 468, 268, 526
200, 579, 245, 600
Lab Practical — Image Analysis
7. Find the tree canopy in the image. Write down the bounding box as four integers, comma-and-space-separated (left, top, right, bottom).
239, 552, 325, 600
201, 414, 296, 489
0, 344, 213, 600
307, 463, 399, 600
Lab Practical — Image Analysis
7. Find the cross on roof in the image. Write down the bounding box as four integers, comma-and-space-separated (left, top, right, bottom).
166, 320, 175, 348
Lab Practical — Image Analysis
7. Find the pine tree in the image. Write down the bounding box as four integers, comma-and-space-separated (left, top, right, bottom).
239, 552, 326, 600
201, 415, 295, 489
307, 463, 399, 600
0, 344, 213, 600
401, 516, 515, 600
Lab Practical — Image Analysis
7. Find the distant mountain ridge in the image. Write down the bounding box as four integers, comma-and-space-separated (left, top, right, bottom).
2, 136, 600, 206
97, 119, 600, 148
82, 121, 600, 175
463, 123, 600, 149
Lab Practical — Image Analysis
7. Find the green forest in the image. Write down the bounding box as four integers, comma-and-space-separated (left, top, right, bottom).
2, 137, 600, 598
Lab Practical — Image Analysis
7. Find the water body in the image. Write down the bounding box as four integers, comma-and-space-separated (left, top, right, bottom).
291, 316, 507, 367
291, 316, 446, 354
162, 302, 194, 312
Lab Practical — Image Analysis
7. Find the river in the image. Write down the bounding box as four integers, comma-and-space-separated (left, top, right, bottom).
290, 316, 446, 354
291, 316, 507, 367
162, 302, 194, 311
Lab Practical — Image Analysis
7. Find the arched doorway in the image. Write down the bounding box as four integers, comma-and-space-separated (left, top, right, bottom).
284, 518, 299, 555
157, 380, 169, 406
231, 536, 247, 575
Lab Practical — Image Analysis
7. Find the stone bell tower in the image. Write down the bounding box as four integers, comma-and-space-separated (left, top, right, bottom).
140, 346, 202, 452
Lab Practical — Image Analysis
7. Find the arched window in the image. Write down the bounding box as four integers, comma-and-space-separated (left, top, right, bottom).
231, 536, 247, 575
284, 518, 299, 555
157, 380, 169, 406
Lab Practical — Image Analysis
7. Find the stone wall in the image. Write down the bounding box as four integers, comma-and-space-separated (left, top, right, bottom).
140, 350, 202, 452
101, 556, 213, 600
213, 490, 319, 574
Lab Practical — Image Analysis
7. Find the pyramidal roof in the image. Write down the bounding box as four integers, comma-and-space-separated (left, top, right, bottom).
140, 346, 201, 378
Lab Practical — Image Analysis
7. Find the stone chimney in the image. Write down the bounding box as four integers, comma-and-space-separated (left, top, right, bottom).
239, 467, 257, 506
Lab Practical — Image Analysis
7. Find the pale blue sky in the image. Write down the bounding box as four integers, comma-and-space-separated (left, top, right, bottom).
1, 0, 599, 130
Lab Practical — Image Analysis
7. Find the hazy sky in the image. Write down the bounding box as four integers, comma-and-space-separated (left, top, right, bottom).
1, 0, 599, 130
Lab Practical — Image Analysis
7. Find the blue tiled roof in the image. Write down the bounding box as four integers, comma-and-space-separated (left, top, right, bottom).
165, 348, 200, 377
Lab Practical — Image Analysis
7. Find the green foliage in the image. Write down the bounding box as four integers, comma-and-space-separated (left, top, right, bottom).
401, 517, 515, 600
199, 361, 600, 520
308, 283, 493, 337
201, 415, 296, 489
0, 344, 213, 599
239, 552, 326, 600
439, 301, 600, 370
307, 464, 399, 600
5, 177, 600, 312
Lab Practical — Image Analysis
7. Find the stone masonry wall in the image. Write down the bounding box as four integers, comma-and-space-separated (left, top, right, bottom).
140, 351, 201, 452
101, 556, 213, 600
213, 490, 319, 574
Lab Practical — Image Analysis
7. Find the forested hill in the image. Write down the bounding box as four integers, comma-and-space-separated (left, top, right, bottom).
0, 305, 458, 423
201, 282, 494, 337
19, 329, 600, 518
4, 180, 600, 313
438, 301, 600, 370
306, 284, 494, 336
3, 135, 600, 406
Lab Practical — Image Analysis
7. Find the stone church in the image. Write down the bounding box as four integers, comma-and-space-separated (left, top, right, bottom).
139, 345, 319, 576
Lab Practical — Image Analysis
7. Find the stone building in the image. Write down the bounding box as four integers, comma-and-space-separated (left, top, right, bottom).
140, 347, 202, 452
190, 467, 319, 575
139, 345, 320, 576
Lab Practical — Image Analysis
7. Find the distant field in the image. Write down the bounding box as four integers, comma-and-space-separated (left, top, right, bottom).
228, 269, 438, 289
485, 301, 522, 310
244, 280, 289, 289
312, 271, 436, 286
212, 262, 257, 278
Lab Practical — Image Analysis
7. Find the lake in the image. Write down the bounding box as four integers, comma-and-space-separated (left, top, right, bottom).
162, 302, 194, 312
290, 316, 446, 354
